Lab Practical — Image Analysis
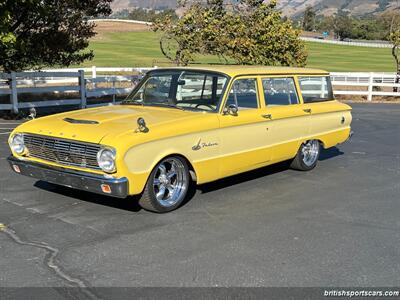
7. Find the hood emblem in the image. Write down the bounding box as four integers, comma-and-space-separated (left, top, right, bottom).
63, 118, 99, 124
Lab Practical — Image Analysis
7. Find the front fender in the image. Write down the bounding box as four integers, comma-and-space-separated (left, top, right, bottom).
123, 132, 221, 195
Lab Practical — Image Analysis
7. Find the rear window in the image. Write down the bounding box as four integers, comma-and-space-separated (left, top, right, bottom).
298, 76, 334, 103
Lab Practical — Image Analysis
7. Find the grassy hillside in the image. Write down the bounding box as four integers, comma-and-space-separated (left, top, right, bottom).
80, 31, 395, 72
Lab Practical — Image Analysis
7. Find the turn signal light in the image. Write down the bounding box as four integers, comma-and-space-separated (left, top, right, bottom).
12, 165, 21, 173
101, 184, 112, 194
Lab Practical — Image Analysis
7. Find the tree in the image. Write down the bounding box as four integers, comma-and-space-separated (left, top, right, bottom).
389, 13, 400, 91
379, 10, 400, 40
127, 8, 178, 23
0, 0, 112, 72
152, 0, 307, 67
333, 11, 353, 40
302, 6, 316, 31
391, 30, 400, 73
316, 16, 334, 33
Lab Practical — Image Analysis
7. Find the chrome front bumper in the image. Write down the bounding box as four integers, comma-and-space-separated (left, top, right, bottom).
8, 156, 128, 198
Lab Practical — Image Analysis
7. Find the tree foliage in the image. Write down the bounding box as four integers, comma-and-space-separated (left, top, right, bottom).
389, 12, 400, 90
152, 0, 307, 67
302, 6, 316, 31
332, 11, 354, 40
391, 29, 400, 71
127, 8, 178, 23
0, 0, 112, 72
314, 10, 400, 41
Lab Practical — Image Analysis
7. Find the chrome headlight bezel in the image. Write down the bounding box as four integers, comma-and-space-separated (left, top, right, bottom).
9, 133, 26, 155
97, 147, 117, 173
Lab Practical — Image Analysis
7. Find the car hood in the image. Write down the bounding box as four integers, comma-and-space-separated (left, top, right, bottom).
17, 105, 198, 144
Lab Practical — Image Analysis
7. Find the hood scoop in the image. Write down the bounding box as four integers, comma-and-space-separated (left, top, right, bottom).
63, 118, 99, 125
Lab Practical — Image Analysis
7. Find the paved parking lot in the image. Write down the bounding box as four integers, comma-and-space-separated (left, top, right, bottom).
0, 103, 399, 289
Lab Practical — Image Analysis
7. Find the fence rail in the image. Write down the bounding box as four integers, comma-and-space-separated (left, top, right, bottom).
0, 68, 399, 113
300, 37, 393, 48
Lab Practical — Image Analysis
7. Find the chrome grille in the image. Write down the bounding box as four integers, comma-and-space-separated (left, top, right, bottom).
24, 134, 100, 170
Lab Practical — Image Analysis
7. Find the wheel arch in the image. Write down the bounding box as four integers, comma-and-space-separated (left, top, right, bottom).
157, 153, 198, 182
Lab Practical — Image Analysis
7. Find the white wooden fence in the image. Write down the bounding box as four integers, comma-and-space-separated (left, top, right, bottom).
0, 68, 399, 113
331, 72, 400, 101
0, 67, 152, 113
300, 37, 393, 48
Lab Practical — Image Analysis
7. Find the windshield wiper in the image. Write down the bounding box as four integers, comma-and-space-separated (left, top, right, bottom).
122, 101, 185, 111
122, 100, 144, 106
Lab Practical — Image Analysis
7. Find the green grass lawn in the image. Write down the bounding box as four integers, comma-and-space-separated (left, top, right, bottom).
79, 31, 396, 72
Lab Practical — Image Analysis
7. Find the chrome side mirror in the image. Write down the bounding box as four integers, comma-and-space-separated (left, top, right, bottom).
28, 107, 37, 119
224, 104, 238, 116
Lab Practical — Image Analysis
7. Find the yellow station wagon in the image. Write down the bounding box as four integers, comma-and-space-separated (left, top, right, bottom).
8, 66, 353, 213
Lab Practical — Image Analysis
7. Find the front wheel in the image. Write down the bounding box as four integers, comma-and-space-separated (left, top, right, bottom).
138, 156, 190, 213
290, 140, 320, 171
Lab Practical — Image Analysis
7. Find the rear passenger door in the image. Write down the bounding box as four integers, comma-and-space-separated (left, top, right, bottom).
261, 76, 310, 161
218, 77, 272, 177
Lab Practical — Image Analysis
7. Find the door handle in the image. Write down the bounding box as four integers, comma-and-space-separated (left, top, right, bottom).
303, 108, 312, 114
261, 114, 272, 120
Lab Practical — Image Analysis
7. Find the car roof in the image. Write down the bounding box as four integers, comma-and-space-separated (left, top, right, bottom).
153, 65, 329, 77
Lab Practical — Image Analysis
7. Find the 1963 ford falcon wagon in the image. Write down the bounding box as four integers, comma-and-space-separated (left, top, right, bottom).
8, 66, 352, 213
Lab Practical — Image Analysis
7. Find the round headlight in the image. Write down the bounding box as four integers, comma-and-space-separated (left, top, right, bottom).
9, 134, 26, 155
97, 148, 116, 173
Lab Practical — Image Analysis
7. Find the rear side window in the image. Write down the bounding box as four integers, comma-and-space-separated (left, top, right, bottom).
226, 78, 258, 110
262, 77, 299, 106
298, 76, 334, 103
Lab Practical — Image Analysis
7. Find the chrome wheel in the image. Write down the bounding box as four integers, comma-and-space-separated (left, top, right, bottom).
301, 140, 320, 167
152, 158, 188, 207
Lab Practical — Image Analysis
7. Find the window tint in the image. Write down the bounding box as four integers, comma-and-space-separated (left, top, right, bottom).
298, 76, 334, 103
226, 78, 258, 110
262, 77, 299, 106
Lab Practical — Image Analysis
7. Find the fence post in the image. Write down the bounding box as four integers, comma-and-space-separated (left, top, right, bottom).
367, 72, 373, 101
92, 66, 97, 89
112, 79, 116, 104
78, 70, 86, 108
10, 72, 18, 114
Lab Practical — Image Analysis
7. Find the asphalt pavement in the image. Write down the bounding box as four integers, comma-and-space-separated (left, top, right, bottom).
0, 104, 399, 292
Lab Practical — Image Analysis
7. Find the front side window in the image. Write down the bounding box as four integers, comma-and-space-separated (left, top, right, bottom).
124, 70, 229, 112
262, 77, 299, 106
225, 78, 258, 110
298, 76, 334, 103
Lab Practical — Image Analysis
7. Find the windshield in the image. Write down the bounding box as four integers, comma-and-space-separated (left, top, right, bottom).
123, 70, 229, 112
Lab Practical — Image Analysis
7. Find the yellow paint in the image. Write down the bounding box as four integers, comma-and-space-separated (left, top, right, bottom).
9, 66, 352, 196
0, 223, 5, 231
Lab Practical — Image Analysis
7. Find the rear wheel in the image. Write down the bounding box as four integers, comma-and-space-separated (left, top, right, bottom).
138, 156, 190, 213
290, 140, 320, 171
